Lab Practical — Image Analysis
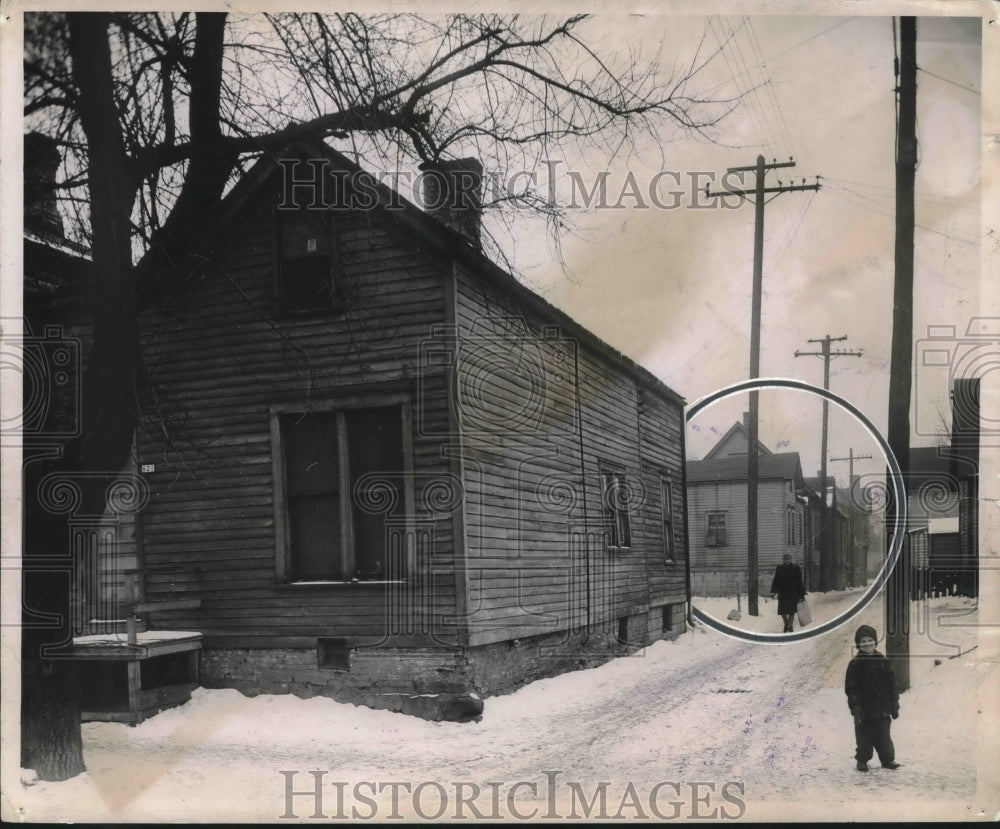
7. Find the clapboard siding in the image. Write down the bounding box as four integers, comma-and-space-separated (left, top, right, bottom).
454, 265, 685, 647
637, 389, 688, 605
574, 341, 649, 621
687, 479, 805, 572
136, 183, 458, 648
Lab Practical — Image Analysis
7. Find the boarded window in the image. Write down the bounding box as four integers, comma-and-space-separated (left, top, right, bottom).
602, 472, 631, 549
277, 208, 336, 313
280, 405, 407, 582
706, 511, 727, 547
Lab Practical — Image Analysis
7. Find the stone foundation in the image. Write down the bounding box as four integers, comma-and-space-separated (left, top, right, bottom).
200, 646, 483, 721
466, 603, 687, 697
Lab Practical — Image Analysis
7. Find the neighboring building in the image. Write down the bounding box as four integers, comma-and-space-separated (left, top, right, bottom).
835, 484, 872, 589
22, 132, 144, 637
686, 417, 810, 597
803, 473, 857, 592
907, 379, 979, 597
73, 141, 691, 719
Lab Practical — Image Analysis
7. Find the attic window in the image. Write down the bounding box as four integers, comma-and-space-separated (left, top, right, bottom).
276, 207, 338, 314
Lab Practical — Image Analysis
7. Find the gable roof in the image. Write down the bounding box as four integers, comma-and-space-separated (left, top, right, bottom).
687, 451, 804, 487
202, 140, 684, 408
703, 419, 773, 460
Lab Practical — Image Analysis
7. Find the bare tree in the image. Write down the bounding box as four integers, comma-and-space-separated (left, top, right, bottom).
22, 11, 736, 780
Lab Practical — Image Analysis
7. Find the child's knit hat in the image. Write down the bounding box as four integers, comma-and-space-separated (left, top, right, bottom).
854, 624, 877, 644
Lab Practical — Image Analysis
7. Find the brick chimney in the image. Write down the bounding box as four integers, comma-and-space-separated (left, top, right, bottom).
24, 132, 66, 240
418, 158, 483, 248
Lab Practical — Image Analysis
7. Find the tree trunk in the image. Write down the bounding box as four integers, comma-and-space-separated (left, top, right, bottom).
18, 13, 143, 781
21, 637, 85, 782
20, 457, 84, 781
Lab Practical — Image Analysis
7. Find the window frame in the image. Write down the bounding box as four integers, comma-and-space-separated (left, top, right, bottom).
660, 473, 675, 563
600, 468, 632, 551
706, 510, 728, 547
273, 205, 342, 317
270, 394, 415, 585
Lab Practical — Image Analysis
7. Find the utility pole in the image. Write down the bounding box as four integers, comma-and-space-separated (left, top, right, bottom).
887, 16, 917, 692
830, 447, 873, 491
831, 449, 874, 587
795, 335, 863, 591
708, 157, 819, 616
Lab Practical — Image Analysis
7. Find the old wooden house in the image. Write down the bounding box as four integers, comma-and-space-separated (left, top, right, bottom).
80, 142, 692, 719
685, 417, 809, 597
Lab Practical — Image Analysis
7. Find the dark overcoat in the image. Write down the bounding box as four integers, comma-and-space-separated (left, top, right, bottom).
770, 563, 805, 615
845, 650, 900, 719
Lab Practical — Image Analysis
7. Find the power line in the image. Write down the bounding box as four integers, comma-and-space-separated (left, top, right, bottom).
745, 18, 797, 154
766, 19, 852, 63
917, 65, 980, 95
726, 17, 783, 149
708, 17, 775, 148
823, 188, 979, 247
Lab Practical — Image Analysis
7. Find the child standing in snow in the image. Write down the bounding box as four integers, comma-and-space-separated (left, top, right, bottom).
845, 624, 901, 772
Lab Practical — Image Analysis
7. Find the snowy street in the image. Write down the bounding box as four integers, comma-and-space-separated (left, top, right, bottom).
9, 592, 997, 823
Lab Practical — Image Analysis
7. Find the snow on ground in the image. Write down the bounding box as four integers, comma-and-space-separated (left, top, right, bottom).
694, 586, 868, 634
5, 595, 997, 823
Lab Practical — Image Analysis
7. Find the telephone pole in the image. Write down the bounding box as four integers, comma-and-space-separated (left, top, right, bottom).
831, 449, 874, 587
795, 335, 863, 590
887, 16, 918, 692
708, 157, 819, 616
830, 447, 873, 489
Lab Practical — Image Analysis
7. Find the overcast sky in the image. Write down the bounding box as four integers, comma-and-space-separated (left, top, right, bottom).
4, 5, 987, 488
501, 12, 983, 484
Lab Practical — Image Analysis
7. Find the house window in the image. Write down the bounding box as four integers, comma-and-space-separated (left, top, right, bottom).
276, 207, 337, 313
786, 506, 796, 544
706, 511, 727, 547
661, 475, 675, 562
601, 471, 631, 549
274, 402, 410, 582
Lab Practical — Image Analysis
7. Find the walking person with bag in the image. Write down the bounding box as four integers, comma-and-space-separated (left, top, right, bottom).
770, 554, 806, 632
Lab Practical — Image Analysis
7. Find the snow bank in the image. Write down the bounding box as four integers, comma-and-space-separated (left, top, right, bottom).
5, 596, 995, 823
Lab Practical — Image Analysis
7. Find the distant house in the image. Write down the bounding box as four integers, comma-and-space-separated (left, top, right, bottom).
686, 416, 811, 597
67, 141, 691, 719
